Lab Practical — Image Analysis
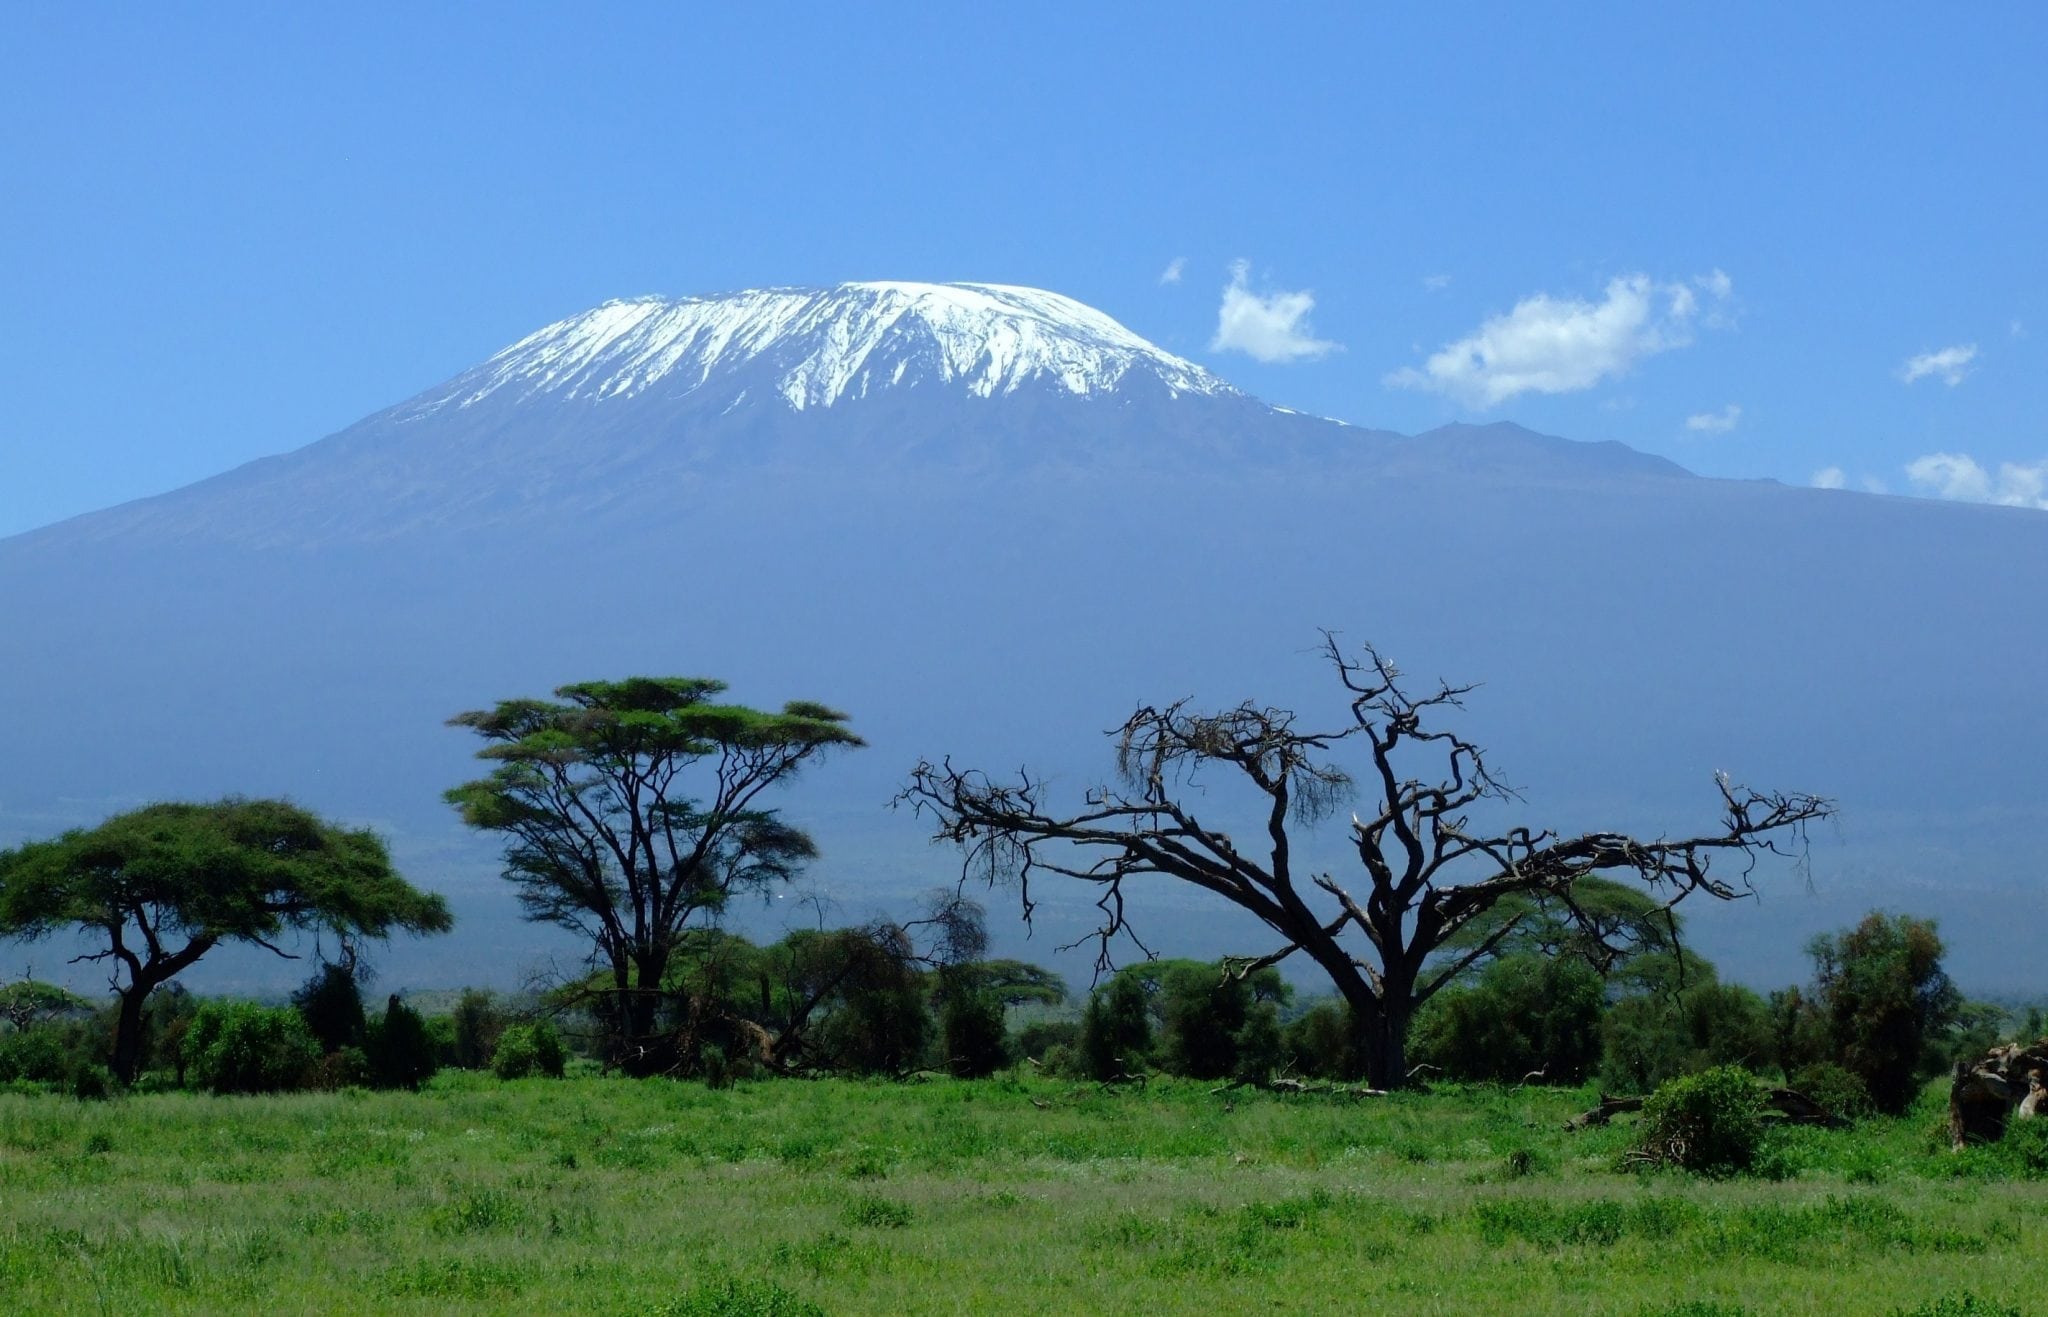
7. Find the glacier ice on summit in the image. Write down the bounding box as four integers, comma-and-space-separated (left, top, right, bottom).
403, 282, 1239, 417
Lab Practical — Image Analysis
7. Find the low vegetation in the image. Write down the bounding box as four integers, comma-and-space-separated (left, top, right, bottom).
1, 647, 2041, 1311
1, 1072, 2044, 1313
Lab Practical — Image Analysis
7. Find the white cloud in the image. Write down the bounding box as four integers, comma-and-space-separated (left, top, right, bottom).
1385, 271, 1732, 407
1158, 257, 1186, 286
1905, 452, 2048, 509
1685, 404, 1742, 434
1899, 343, 1978, 386
1811, 467, 1847, 490
1422, 273, 1452, 292
1210, 260, 1339, 363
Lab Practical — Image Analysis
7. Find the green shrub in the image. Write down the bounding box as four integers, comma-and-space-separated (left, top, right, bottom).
1790, 1062, 1874, 1121
310, 1045, 373, 1090
291, 962, 367, 1053
1282, 1001, 1358, 1080
1991, 1117, 2048, 1178
450, 989, 506, 1069
186, 1001, 321, 1095
365, 996, 438, 1090
492, 1022, 567, 1080
1806, 912, 1961, 1115
1014, 1018, 1079, 1062
1079, 973, 1151, 1079
1412, 953, 1604, 1084
1637, 1065, 1766, 1175
0, 1026, 72, 1084
68, 1062, 115, 1101
940, 987, 1011, 1079
654, 1276, 823, 1317
1037, 1042, 1078, 1077
1890, 1296, 2021, 1317
1600, 981, 1774, 1094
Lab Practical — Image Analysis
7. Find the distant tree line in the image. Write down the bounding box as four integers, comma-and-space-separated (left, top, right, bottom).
0, 643, 2016, 1113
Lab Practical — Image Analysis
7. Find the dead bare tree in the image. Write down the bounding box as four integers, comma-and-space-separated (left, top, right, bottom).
900, 636, 1832, 1089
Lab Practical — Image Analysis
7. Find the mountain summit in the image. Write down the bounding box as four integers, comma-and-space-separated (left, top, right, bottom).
403, 282, 1239, 416
16, 280, 1685, 550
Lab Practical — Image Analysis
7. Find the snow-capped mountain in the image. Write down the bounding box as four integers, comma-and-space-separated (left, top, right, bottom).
6, 281, 1688, 552
405, 282, 1239, 415
4, 279, 2046, 993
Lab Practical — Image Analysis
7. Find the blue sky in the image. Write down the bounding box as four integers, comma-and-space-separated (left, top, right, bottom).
3, 5, 2043, 536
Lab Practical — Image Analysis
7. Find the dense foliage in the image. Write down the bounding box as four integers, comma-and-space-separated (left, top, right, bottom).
446, 678, 861, 1074
1636, 1064, 1768, 1175
0, 799, 451, 1083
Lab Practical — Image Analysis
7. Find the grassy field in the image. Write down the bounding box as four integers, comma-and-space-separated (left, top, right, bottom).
0, 1072, 2040, 1315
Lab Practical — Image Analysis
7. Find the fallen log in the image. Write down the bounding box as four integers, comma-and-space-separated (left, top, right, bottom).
1567, 1085, 1844, 1132
1565, 1094, 1643, 1130
1210, 1076, 1389, 1098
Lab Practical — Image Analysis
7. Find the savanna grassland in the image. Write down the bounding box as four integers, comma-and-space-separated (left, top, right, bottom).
1, 1073, 2040, 1315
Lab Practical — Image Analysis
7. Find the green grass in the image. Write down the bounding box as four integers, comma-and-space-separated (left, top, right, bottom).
0, 1072, 2040, 1313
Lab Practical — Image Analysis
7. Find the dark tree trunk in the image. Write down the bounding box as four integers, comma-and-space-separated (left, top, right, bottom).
615, 949, 670, 1076
1358, 1002, 1411, 1091
110, 985, 153, 1086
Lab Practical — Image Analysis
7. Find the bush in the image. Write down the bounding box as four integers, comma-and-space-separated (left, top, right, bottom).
1232, 1000, 1285, 1083
365, 996, 438, 1090
292, 962, 367, 1053
1600, 981, 1774, 1094
1790, 1062, 1874, 1122
310, 1045, 373, 1090
1807, 912, 1961, 1115
940, 988, 1010, 1079
491, 1021, 567, 1079
1412, 953, 1604, 1085
1079, 974, 1151, 1079
68, 1062, 115, 1101
1037, 1042, 1078, 1077
185, 1001, 322, 1095
450, 989, 506, 1069
1637, 1065, 1767, 1175
1013, 1018, 1080, 1064
1283, 1001, 1358, 1080
0, 1026, 72, 1084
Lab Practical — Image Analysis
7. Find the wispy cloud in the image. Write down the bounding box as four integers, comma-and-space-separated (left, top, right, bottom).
1422, 273, 1452, 292
1385, 271, 1733, 407
1811, 467, 1847, 490
1900, 344, 1978, 386
1158, 257, 1186, 286
1905, 452, 2048, 509
2011, 320, 2026, 339
1210, 260, 1339, 364
1685, 404, 1742, 434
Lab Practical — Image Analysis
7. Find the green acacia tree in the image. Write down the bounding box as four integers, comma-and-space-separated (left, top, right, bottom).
0, 799, 452, 1084
1807, 911, 1961, 1114
445, 677, 862, 1073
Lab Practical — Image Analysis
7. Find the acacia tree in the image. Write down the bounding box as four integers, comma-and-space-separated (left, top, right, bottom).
0, 798, 452, 1083
903, 638, 1831, 1089
445, 677, 862, 1073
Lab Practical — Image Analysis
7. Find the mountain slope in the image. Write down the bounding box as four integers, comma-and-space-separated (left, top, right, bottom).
1, 282, 2041, 993
7, 283, 1682, 551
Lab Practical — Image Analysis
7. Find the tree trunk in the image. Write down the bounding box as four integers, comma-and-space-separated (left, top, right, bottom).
617, 950, 670, 1076
1358, 1001, 1412, 1091
1359, 1011, 1409, 1089
110, 985, 152, 1086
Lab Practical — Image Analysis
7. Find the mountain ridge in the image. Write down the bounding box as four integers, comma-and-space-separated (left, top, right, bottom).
1, 284, 1694, 552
